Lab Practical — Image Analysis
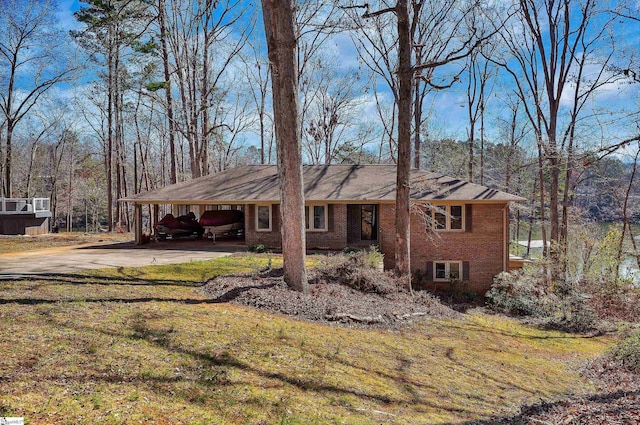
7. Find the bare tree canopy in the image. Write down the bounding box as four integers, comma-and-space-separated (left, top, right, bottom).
0, 0, 77, 197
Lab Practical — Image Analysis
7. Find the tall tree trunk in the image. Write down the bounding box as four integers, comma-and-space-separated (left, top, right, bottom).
3, 47, 17, 198
106, 28, 114, 232
260, 94, 266, 164
479, 97, 485, 185
394, 0, 413, 288
200, 1, 211, 177
262, 0, 308, 292
618, 145, 640, 275
536, 132, 549, 280
158, 0, 177, 184
67, 144, 74, 232
25, 140, 38, 197
467, 119, 475, 183
114, 54, 124, 228
413, 74, 424, 169
4, 120, 14, 197
548, 154, 560, 277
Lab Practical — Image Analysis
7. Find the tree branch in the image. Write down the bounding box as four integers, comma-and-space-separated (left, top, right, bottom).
363, 7, 396, 19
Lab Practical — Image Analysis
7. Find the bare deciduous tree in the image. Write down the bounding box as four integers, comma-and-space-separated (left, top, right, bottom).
344, 0, 494, 285
493, 0, 624, 279
0, 0, 77, 197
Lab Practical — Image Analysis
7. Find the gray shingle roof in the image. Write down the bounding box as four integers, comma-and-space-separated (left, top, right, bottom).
121, 165, 525, 204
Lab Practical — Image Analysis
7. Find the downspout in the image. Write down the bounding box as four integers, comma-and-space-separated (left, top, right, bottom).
503, 205, 508, 272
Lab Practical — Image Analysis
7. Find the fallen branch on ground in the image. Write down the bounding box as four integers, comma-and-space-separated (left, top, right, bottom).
325, 313, 384, 324
394, 312, 427, 320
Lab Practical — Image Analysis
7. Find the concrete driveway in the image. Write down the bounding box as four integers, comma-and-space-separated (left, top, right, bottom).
0, 239, 246, 276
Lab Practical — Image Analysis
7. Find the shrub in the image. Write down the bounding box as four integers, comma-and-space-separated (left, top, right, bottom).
363, 245, 384, 269
486, 270, 554, 317
609, 329, 640, 372
543, 292, 597, 333
590, 290, 640, 323
487, 269, 599, 333
248, 243, 268, 253
311, 249, 397, 295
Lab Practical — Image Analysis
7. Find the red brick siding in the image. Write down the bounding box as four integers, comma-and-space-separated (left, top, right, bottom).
306, 204, 348, 249
245, 204, 282, 248
378, 203, 507, 293
347, 204, 361, 244
378, 203, 396, 270
246, 201, 508, 293
245, 203, 347, 250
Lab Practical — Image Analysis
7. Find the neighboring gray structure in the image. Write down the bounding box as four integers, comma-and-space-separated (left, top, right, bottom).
0, 198, 52, 235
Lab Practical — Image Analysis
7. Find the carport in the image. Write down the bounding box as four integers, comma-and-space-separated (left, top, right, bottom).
121, 200, 246, 246
119, 167, 280, 245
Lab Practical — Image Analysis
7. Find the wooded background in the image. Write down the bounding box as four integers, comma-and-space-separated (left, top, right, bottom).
1, 0, 638, 241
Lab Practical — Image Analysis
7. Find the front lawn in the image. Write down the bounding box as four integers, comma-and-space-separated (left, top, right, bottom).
0, 255, 612, 424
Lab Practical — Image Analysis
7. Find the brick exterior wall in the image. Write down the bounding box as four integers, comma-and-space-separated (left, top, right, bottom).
306, 204, 348, 249
378, 202, 508, 293
346, 204, 361, 244
244, 203, 347, 250
378, 203, 398, 274
244, 204, 282, 248
245, 201, 507, 293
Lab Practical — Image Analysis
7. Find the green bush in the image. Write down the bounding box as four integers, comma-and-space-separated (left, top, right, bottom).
486, 271, 554, 317
248, 243, 268, 253
341, 245, 384, 267
609, 329, 640, 372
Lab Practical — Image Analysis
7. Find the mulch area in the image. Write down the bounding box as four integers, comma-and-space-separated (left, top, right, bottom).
201, 268, 460, 328
489, 357, 640, 425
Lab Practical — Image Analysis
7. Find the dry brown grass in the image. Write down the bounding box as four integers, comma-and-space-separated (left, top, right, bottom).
0, 232, 133, 255
0, 256, 614, 424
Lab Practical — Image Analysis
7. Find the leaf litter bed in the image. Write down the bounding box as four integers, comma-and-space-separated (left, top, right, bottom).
490, 356, 640, 425
202, 267, 459, 329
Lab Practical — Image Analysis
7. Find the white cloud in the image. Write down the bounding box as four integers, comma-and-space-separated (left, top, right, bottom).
56, 0, 82, 31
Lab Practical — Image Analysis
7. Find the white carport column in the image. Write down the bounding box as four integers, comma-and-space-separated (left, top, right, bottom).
134, 203, 143, 245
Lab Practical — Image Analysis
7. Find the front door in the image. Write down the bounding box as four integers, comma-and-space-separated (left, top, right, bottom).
347, 204, 378, 245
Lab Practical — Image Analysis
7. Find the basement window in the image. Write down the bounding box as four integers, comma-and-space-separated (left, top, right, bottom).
433, 261, 462, 282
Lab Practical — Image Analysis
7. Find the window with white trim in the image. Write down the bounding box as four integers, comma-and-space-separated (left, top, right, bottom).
305, 204, 328, 231
256, 205, 272, 231
431, 204, 464, 231
433, 261, 462, 281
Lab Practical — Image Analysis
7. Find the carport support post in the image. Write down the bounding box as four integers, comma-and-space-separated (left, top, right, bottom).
134, 203, 143, 245
153, 204, 159, 229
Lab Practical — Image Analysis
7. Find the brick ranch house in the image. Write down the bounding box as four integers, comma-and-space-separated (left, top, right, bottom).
122, 164, 524, 293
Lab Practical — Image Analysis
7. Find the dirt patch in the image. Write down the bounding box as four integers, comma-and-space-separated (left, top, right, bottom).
202, 267, 459, 329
